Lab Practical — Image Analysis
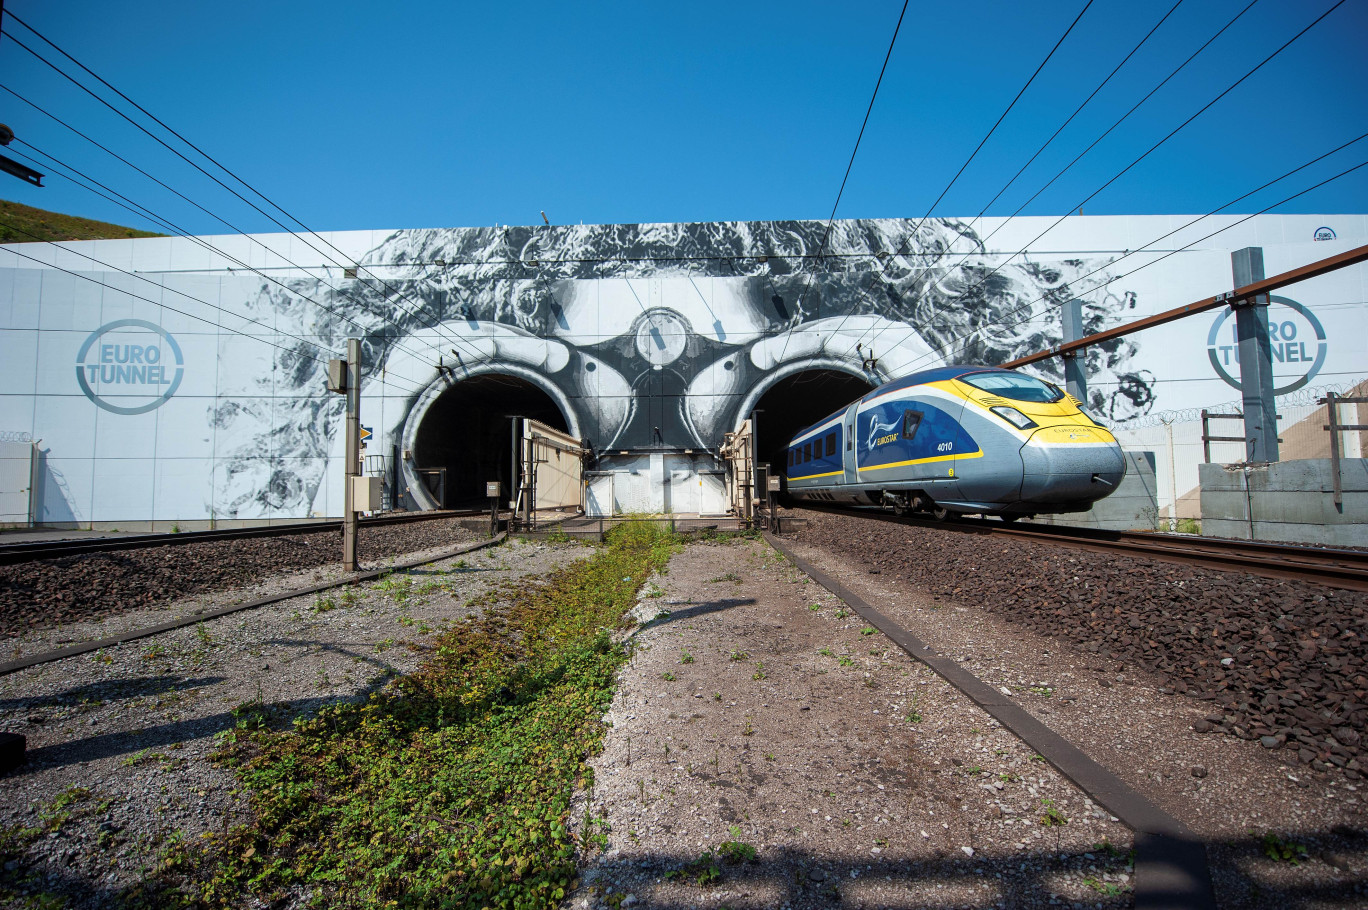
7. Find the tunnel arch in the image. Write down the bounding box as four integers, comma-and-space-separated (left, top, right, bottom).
737, 359, 876, 475
400, 366, 579, 510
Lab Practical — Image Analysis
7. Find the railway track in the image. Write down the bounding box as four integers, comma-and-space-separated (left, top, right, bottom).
0, 509, 486, 566
787, 504, 1368, 592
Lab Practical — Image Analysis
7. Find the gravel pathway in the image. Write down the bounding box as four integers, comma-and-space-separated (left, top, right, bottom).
567, 538, 1135, 910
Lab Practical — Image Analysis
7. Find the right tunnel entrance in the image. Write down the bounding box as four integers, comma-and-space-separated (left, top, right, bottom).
750, 369, 875, 479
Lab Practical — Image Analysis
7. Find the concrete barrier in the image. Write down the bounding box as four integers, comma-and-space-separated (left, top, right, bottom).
1034, 450, 1160, 532
1199, 458, 1368, 545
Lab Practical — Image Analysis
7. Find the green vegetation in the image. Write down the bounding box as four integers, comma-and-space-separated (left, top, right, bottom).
1261, 832, 1308, 865
0, 199, 164, 244
1038, 798, 1068, 827
133, 521, 678, 909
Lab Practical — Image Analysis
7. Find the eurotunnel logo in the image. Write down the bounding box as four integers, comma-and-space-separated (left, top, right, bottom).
1206, 296, 1326, 395
1314, 226, 1337, 241
75, 319, 184, 415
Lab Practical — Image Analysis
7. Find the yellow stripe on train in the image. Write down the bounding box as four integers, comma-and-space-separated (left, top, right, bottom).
860, 450, 985, 471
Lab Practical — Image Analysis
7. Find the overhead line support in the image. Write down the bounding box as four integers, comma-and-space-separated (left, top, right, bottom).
999, 243, 1368, 368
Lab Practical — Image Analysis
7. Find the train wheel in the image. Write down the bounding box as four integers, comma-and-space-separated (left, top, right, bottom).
892, 500, 907, 517
1000, 514, 1020, 524
931, 505, 951, 522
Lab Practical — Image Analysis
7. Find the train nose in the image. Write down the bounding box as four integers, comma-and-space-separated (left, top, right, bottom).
1018, 426, 1127, 505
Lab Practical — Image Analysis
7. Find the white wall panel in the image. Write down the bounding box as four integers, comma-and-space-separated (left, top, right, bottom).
1, 216, 1365, 523
90, 458, 155, 521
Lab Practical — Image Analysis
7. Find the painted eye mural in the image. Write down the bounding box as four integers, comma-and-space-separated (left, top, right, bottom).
8, 213, 1355, 524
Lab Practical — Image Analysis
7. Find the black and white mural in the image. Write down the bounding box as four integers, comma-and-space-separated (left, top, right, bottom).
1, 214, 1362, 522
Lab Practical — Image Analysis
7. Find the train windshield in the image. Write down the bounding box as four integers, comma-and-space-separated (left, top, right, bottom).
960, 371, 1063, 403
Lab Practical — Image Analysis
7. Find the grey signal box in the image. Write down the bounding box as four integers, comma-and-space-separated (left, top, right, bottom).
326, 359, 348, 393
486, 481, 502, 499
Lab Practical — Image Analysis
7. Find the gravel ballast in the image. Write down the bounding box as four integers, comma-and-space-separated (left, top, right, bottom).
0, 537, 582, 908
0, 517, 478, 635
789, 509, 1368, 778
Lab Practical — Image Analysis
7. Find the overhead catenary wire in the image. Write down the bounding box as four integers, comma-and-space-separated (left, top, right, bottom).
0, 82, 466, 374
3, 9, 492, 361
844, 0, 1265, 360
842, 0, 1258, 361
816, 0, 1096, 352
771, 0, 910, 366
849, 0, 1346, 365
888, 155, 1368, 376
0, 141, 451, 394
0, 25, 496, 371
0, 225, 339, 370
863, 131, 1368, 375
964, 0, 1185, 241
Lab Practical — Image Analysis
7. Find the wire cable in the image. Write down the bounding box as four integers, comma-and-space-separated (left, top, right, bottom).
0, 221, 328, 366
845, 0, 1263, 359
850, 0, 1344, 364
0, 216, 439, 396
815, 0, 1095, 353
0, 27, 494, 369
863, 130, 1368, 375
0, 81, 472, 373
771, 0, 910, 365
887, 154, 1368, 376
4, 8, 491, 357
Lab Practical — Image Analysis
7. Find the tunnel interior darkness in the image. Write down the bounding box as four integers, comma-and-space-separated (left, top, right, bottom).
751, 370, 875, 477
410, 374, 569, 508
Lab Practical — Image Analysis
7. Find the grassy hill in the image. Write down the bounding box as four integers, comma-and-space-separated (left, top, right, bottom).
0, 199, 164, 243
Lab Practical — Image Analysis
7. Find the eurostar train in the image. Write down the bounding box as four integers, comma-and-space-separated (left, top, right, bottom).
784, 366, 1126, 520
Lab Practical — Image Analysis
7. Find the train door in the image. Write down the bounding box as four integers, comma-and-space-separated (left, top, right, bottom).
842, 403, 859, 485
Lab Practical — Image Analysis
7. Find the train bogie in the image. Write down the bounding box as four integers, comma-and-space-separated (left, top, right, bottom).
784, 366, 1125, 519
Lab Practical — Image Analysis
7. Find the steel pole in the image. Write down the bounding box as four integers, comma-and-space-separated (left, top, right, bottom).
1061, 299, 1087, 402
1231, 248, 1279, 463
343, 338, 360, 572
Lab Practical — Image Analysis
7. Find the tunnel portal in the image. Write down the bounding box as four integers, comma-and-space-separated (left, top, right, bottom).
409, 374, 570, 508
750, 369, 875, 478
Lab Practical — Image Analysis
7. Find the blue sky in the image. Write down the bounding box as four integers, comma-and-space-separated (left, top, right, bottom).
2, 0, 1365, 235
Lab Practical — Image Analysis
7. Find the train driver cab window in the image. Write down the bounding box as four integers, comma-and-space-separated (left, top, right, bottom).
902, 410, 923, 440
825, 433, 836, 457
803, 443, 812, 462
961, 371, 1063, 403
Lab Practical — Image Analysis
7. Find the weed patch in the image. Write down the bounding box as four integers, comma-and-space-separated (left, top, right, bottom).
132, 521, 679, 909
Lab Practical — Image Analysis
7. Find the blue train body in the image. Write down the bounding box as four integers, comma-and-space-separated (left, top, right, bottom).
784, 366, 1126, 519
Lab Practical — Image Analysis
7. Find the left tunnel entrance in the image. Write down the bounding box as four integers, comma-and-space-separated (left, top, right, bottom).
409, 374, 570, 508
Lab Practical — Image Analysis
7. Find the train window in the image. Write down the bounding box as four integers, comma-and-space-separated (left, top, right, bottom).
825, 433, 836, 457
803, 443, 812, 462
961, 370, 1063, 403
902, 410, 923, 440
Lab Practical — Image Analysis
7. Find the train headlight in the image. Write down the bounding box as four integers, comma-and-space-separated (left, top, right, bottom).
990, 406, 1038, 430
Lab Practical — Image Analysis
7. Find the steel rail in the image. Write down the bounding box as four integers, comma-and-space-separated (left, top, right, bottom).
0, 510, 488, 566
1000, 243, 1368, 368
764, 532, 1217, 909
0, 533, 505, 678
788, 505, 1368, 592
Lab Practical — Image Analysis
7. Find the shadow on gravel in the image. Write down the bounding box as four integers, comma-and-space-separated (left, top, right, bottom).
7, 695, 350, 775
265, 639, 407, 674
0, 675, 225, 711
579, 832, 1368, 909
641, 599, 757, 629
